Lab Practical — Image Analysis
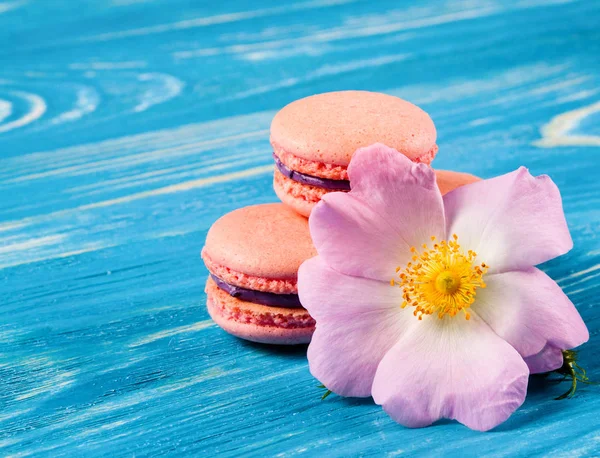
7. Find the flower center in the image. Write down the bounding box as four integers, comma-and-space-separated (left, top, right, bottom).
434, 270, 461, 294
390, 235, 488, 321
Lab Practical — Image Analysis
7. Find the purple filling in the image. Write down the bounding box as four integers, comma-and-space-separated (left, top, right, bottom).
273, 153, 351, 191
211, 274, 302, 308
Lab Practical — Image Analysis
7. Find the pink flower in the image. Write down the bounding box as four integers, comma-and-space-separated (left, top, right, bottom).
298, 143, 589, 431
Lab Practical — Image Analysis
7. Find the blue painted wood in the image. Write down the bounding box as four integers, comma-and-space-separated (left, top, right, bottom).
1, 0, 599, 455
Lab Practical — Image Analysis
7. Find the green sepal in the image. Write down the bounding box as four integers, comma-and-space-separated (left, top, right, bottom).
317, 384, 333, 400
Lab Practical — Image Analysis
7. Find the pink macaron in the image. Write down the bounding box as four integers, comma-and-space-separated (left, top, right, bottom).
271, 91, 438, 217
435, 169, 480, 195
202, 203, 317, 345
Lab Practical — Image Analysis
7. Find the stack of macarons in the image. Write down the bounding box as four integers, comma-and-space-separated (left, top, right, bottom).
202, 90, 479, 345
202, 204, 316, 345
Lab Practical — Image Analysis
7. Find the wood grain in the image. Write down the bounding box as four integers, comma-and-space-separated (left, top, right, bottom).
1, 0, 599, 455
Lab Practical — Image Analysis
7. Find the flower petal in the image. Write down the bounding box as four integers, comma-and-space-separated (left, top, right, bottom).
473, 268, 589, 358
299, 257, 410, 397
309, 192, 410, 281
372, 313, 529, 431
309, 144, 445, 281
444, 167, 572, 273
524, 344, 564, 374
348, 143, 446, 249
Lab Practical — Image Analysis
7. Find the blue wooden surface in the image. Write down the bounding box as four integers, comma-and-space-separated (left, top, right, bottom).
1, 0, 599, 456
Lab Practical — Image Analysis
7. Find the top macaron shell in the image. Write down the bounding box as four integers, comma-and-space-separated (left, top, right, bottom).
270, 91, 438, 167
203, 203, 316, 281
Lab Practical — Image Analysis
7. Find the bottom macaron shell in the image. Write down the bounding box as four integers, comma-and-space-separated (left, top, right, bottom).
205, 278, 315, 345
273, 169, 325, 218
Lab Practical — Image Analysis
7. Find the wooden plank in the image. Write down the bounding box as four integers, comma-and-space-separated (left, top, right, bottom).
1, 0, 598, 455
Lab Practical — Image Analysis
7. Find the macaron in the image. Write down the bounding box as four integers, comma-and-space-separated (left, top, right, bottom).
202, 203, 317, 345
435, 169, 480, 195
271, 91, 438, 216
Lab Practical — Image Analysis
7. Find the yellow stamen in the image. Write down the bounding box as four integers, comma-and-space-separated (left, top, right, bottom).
391, 235, 488, 321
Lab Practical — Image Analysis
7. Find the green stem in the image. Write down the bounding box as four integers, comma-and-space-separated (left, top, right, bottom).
553, 350, 597, 400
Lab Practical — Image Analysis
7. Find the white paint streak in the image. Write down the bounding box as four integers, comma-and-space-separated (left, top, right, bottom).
517, 0, 576, 6
111, 0, 151, 5
0, 437, 19, 450
174, 7, 500, 60
0, 222, 26, 232
96, 356, 149, 374
23, 71, 68, 78
0, 164, 272, 243
82, 0, 357, 42
29, 368, 241, 438
469, 117, 500, 126
242, 45, 328, 62
0, 99, 12, 123
311, 54, 410, 77
8, 356, 79, 403
76, 164, 273, 210
0, 242, 114, 270
558, 263, 600, 282
0, 91, 46, 133
0, 111, 273, 172
0, 165, 271, 270
389, 63, 570, 105
3, 128, 269, 184
15, 372, 77, 401
0, 409, 31, 423
554, 89, 599, 104
0, 234, 67, 254
70, 417, 141, 440
0, 0, 25, 14
69, 60, 147, 70
128, 320, 215, 347
529, 76, 589, 96
7, 443, 62, 458
149, 230, 192, 238
534, 101, 600, 147
65, 148, 265, 196
134, 73, 185, 112
49, 86, 100, 124
563, 269, 600, 290
224, 54, 409, 101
